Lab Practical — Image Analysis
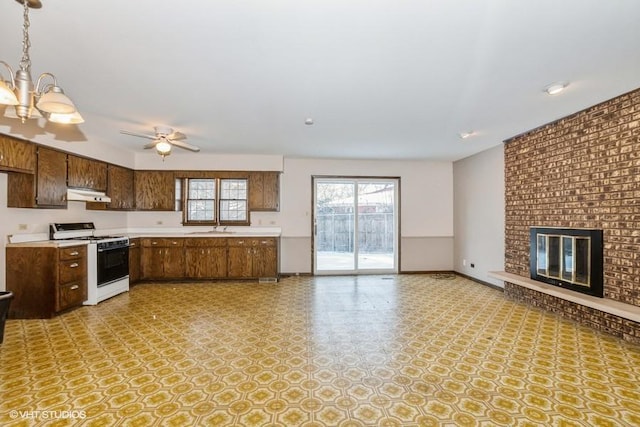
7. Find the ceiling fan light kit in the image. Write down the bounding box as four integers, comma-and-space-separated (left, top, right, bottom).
0, 0, 82, 124
120, 126, 200, 160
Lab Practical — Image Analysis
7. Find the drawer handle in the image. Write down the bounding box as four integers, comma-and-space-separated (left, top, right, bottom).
70, 285, 79, 290
152, 242, 158, 245
69, 263, 79, 268
70, 251, 79, 256
171, 241, 178, 245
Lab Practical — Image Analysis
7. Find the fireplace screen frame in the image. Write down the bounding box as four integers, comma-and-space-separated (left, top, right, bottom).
529, 227, 604, 298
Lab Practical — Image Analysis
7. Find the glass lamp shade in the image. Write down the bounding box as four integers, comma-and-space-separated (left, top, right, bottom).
156, 140, 172, 155
48, 111, 84, 124
0, 81, 19, 105
36, 85, 76, 114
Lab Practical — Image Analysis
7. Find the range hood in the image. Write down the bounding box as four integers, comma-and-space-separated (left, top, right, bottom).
66, 188, 112, 203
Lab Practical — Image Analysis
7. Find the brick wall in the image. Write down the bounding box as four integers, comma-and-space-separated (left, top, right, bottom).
503, 88, 640, 340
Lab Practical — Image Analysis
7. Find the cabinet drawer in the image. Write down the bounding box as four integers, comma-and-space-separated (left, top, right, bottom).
142, 238, 184, 247
253, 238, 276, 247
228, 237, 276, 247
58, 281, 86, 311
59, 259, 86, 284
184, 238, 227, 247
59, 245, 86, 260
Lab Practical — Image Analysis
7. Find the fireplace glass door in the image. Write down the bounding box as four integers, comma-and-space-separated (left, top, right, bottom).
530, 227, 602, 298
536, 234, 590, 287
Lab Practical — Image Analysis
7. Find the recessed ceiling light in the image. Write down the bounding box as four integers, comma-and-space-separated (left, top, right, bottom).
304, 118, 314, 125
544, 81, 569, 95
459, 131, 474, 139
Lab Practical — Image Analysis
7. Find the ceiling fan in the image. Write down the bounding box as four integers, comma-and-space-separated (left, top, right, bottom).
120, 126, 200, 159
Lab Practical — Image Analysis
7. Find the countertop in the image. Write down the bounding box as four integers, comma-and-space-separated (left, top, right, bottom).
7, 226, 282, 247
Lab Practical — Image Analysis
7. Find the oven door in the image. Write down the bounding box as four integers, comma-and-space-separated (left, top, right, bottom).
97, 244, 129, 286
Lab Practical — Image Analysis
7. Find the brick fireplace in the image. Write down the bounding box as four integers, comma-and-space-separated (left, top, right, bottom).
502, 88, 640, 343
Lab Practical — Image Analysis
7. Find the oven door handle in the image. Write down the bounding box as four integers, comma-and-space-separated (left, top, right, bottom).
97, 246, 129, 253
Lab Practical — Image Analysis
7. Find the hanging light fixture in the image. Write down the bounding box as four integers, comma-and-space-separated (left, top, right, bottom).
0, 0, 83, 124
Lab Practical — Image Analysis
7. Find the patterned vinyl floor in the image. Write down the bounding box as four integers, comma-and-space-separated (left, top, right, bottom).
1, 274, 640, 426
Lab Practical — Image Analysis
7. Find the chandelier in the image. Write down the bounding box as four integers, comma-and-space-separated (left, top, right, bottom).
0, 0, 83, 124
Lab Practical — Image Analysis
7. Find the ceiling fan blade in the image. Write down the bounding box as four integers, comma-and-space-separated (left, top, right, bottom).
169, 139, 200, 152
143, 141, 158, 149
167, 131, 187, 141
120, 130, 157, 140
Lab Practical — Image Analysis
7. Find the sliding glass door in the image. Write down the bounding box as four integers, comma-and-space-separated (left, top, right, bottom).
313, 177, 398, 275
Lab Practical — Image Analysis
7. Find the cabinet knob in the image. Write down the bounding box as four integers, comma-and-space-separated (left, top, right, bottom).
70, 251, 79, 256
69, 263, 79, 268
70, 285, 79, 290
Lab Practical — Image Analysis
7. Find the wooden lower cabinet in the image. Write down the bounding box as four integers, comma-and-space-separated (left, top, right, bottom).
128, 238, 141, 284
185, 238, 228, 278
141, 238, 185, 280
138, 236, 278, 281
227, 237, 278, 279
6, 245, 87, 318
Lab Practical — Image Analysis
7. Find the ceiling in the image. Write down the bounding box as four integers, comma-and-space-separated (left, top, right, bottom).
1, 0, 639, 162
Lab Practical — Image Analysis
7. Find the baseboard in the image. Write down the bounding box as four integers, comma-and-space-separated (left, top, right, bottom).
279, 272, 314, 278
455, 272, 504, 292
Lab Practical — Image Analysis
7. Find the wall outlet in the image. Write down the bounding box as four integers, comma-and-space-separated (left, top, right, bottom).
470, 263, 475, 268
156, 220, 163, 225
18, 224, 28, 231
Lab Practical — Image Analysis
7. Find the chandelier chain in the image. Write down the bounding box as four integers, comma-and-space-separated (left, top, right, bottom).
20, 0, 32, 72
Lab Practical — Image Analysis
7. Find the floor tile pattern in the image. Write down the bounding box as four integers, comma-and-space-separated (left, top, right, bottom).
1, 274, 640, 426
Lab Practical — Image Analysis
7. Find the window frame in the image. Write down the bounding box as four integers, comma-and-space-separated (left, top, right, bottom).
180, 177, 249, 226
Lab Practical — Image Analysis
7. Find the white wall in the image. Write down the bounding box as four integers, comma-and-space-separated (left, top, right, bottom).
280, 158, 454, 273
453, 144, 504, 287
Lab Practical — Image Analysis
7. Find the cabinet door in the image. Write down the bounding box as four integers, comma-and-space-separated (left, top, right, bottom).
0, 135, 36, 173
67, 155, 108, 191
253, 246, 278, 277
36, 147, 68, 207
7, 147, 66, 208
141, 245, 166, 280
128, 239, 141, 284
185, 247, 228, 278
249, 172, 280, 211
163, 247, 185, 278
135, 170, 175, 210
108, 165, 135, 209
228, 243, 253, 278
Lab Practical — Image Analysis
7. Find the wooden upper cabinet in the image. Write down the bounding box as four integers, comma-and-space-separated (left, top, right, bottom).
0, 134, 36, 173
67, 155, 108, 191
134, 170, 175, 210
249, 172, 280, 211
7, 146, 67, 208
107, 164, 134, 210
